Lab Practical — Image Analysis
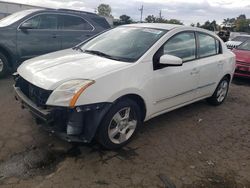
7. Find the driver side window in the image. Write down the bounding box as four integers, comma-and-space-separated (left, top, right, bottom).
23, 14, 57, 30
163, 32, 196, 62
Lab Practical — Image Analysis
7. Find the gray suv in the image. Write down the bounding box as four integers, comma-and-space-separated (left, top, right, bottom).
0, 8, 110, 77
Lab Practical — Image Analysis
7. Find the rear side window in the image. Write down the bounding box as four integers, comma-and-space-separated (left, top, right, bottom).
198, 33, 220, 58
163, 32, 196, 62
23, 14, 58, 30
91, 17, 110, 29
59, 15, 93, 31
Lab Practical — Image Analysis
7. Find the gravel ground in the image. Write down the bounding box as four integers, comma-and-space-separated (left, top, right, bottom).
0, 76, 249, 188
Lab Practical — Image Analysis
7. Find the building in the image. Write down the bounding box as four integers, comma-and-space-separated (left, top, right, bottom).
0, 1, 45, 20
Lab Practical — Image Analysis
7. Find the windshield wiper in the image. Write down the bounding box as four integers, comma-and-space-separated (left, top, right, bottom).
83, 50, 134, 62
72, 46, 84, 53
84, 50, 125, 61
84, 50, 111, 57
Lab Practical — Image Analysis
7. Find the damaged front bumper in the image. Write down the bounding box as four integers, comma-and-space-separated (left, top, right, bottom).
14, 86, 112, 143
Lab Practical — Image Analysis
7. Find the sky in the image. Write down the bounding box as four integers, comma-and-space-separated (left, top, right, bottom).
2, 0, 250, 25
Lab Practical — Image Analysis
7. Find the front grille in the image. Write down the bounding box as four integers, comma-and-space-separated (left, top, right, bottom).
237, 61, 250, 67
227, 44, 237, 49
16, 77, 52, 108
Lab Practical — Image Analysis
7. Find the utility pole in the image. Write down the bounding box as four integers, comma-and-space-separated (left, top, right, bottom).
139, 5, 144, 23
159, 10, 162, 19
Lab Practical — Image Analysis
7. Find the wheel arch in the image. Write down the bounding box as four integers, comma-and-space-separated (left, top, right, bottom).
114, 94, 147, 122
0, 45, 13, 69
223, 74, 231, 82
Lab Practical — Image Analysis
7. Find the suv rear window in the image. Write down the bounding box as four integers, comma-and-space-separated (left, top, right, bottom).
91, 17, 110, 29
59, 15, 93, 31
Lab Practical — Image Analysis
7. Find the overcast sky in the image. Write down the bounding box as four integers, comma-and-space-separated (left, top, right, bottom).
2, 0, 250, 25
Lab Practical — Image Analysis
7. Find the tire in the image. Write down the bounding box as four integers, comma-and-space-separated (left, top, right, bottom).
207, 77, 230, 106
97, 98, 142, 150
0, 52, 9, 78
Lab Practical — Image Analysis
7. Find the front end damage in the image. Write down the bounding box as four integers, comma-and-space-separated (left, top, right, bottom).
14, 75, 112, 143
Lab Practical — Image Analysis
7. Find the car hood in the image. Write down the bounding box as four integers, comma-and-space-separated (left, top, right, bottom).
233, 49, 250, 64
18, 49, 130, 90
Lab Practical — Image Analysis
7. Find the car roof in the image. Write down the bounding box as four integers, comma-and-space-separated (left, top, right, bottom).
123, 23, 184, 30
33, 8, 97, 16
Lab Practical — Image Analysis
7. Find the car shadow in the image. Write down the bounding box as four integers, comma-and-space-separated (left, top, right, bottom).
233, 77, 250, 86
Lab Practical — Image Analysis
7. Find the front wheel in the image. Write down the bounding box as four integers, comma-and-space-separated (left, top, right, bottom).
207, 77, 230, 106
0, 52, 9, 78
97, 99, 142, 150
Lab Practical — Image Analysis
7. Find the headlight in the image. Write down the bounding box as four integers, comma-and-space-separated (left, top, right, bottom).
49, 79, 95, 108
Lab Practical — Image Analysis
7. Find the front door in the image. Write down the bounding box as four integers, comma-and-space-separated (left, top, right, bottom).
17, 14, 61, 61
148, 31, 199, 116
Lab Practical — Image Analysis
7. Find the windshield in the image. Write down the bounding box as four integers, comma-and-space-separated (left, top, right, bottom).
79, 27, 167, 62
0, 9, 40, 27
237, 40, 250, 51
232, 36, 250, 42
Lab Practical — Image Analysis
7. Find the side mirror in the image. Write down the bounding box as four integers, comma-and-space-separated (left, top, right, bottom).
19, 22, 34, 30
160, 54, 183, 66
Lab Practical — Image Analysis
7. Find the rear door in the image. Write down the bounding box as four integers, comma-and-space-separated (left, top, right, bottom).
58, 14, 97, 49
195, 32, 224, 97
17, 14, 61, 61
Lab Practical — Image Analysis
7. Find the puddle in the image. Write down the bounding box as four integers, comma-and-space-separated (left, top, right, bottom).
89, 146, 139, 164
0, 143, 140, 184
0, 146, 65, 181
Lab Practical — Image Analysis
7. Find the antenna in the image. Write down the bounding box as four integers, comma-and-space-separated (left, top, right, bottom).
139, 5, 144, 23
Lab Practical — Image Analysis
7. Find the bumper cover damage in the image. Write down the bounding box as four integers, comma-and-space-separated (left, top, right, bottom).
14, 86, 112, 143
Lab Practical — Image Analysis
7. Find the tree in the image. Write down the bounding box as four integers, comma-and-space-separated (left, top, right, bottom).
119, 15, 132, 24
97, 4, 112, 17
200, 20, 218, 31
145, 15, 183, 25
235, 14, 250, 32
167, 19, 183, 25
190, 23, 195, 27
196, 22, 201, 27
145, 15, 157, 23
223, 18, 236, 27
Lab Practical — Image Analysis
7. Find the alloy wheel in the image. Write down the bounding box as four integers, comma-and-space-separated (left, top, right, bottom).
108, 107, 137, 144
0, 58, 3, 72
216, 80, 229, 102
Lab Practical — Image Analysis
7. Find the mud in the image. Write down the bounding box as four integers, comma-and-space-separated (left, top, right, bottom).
0, 146, 64, 180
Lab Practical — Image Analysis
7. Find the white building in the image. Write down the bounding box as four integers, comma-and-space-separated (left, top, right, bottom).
0, 1, 45, 19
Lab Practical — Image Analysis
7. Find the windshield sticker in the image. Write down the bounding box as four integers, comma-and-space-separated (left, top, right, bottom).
143, 29, 163, 35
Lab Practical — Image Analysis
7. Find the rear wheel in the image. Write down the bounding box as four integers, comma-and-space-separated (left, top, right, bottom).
0, 52, 9, 78
207, 77, 230, 106
97, 99, 142, 150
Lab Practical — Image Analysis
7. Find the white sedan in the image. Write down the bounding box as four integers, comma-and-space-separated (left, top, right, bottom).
14, 23, 236, 149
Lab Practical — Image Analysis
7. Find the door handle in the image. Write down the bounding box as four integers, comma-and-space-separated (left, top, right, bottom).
191, 68, 199, 75
218, 61, 224, 68
52, 34, 57, 38
218, 61, 224, 65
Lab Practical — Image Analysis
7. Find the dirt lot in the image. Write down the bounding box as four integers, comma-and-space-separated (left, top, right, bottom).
0, 77, 249, 188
